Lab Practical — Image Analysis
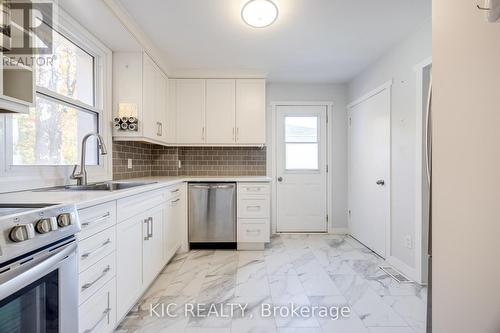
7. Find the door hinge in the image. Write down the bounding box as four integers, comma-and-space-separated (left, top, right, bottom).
348, 210, 351, 217
326, 214, 329, 222
349, 117, 352, 126
326, 164, 329, 173
326, 113, 328, 123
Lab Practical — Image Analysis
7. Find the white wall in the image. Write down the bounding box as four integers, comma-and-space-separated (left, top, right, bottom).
433, 2, 500, 332
348, 19, 431, 271
266, 83, 349, 231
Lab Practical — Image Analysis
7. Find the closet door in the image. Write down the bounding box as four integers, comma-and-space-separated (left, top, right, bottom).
236, 79, 266, 144
176, 79, 206, 144
206, 79, 236, 144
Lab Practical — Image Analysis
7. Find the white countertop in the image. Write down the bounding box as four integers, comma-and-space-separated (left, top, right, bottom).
0, 176, 272, 209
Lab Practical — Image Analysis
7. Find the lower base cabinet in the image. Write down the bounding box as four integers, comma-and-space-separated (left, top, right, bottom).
116, 213, 144, 320
143, 205, 165, 287
79, 277, 116, 333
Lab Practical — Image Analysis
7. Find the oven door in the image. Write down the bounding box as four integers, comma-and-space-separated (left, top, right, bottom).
0, 240, 78, 333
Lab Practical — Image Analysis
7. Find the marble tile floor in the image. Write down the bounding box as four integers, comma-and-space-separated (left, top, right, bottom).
115, 234, 427, 333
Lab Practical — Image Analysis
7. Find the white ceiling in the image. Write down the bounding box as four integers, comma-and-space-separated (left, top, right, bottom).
60, 0, 141, 52
108, 0, 430, 82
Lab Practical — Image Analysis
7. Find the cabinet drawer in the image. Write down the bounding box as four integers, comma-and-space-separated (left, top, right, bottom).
79, 277, 116, 333
238, 197, 270, 218
117, 189, 167, 222
166, 184, 182, 200
79, 252, 115, 305
78, 226, 116, 273
238, 221, 270, 243
78, 202, 116, 240
238, 183, 270, 196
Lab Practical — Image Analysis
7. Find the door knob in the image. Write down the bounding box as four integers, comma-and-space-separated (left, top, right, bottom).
277, 177, 283, 182
376, 180, 385, 186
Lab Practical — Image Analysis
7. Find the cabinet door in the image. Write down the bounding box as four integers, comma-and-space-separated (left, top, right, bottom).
142, 54, 157, 140
143, 205, 165, 287
236, 79, 266, 144
164, 196, 181, 262
176, 79, 206, 144
155, 69, 168, 142
165, 79, 177, 143
206, 79, 236, 144
116, 216, 143, 320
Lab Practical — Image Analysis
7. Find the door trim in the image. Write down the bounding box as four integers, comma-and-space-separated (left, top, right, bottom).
347, 81, 392, 259
413, 57, 432, 284
270, 101, 334, 234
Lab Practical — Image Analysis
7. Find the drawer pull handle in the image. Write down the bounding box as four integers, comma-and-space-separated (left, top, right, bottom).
247, 205, 261, 210
171, 188, 180, 193
246, 187, 262, 192
83, 307, 111, 333
81, 212, 111, 228
82, 266, 111, 291
81, 239, 112, 259
247, 229, 261, 234
171, 198, 180, 205
144, 218, 151, 240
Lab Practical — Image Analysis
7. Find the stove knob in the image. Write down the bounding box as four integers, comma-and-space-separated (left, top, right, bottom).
9, 224, 35, 242
35, 217, 57, 234
57, 213, 72, 228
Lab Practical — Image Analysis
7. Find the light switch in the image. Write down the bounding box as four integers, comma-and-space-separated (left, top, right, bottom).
128, 159, 133, 169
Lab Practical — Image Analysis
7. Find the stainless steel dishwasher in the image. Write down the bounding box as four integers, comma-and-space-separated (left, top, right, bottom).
188, 182, 236, 248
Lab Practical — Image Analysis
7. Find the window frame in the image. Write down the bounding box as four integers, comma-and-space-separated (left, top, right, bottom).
0, 6, 113, 193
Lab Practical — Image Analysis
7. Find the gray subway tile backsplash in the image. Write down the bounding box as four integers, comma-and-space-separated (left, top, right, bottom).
112, 142, 266, 180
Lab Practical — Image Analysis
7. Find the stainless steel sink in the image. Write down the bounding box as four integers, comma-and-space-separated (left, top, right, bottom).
35, 181, 157, 192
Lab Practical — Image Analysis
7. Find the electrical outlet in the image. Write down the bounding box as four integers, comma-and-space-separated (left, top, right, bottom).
178, 160, 182, 169
128, 159, 133, 169
405, 235, 413, 249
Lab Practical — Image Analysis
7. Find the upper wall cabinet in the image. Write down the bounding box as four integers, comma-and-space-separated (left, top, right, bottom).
236, 79, 266, 144
0, 55, 35, 114
174, 79, 206, 144
113, 52, 171, 145
206, 79, 236, 144
174, 78, 266, 146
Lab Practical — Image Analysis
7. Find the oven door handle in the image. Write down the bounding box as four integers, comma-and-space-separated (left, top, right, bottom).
0, 242, 77, 300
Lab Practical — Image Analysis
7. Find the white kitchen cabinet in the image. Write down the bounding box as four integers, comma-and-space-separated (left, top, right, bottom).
113, 52, 169, 145
173, 78, 266, 146
166, 79, 177, 143
206, 79, 236, 144
116, 214, 143, 320
0, 56, 34, 113
176, 79, 206, 144
236, 79, 266, 144
143, 205, 165, 287
79, 278, 116, 333
237, 182, 271, 250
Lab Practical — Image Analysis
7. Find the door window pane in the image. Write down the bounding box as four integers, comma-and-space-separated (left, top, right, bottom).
35, 22, 95, 107
12, 95, 98, 166
285, 116, 318, 143
286, 143, 319, 170
285, 115, 319, 170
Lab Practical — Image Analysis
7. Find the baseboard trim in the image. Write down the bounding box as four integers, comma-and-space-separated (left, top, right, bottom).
386, 255, 420, 284
329, 227, 350, 235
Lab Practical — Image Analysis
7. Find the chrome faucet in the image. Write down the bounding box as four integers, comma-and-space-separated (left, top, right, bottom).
70, 133, 108, 186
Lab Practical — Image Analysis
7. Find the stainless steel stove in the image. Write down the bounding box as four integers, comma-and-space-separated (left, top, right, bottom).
0, 203, 80, 332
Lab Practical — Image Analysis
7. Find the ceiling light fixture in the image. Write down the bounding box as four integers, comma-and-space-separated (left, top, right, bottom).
241, 0, 279, 28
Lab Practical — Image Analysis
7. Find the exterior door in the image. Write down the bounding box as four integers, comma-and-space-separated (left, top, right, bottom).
276, 105, 328, 233
348, 89, 390, 258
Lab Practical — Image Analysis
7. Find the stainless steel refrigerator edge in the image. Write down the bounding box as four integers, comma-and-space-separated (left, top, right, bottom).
188, 183, 236, 243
